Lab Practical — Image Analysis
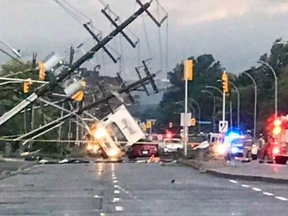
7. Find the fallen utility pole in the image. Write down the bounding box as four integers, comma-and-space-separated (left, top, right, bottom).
0, 2, 151, 127
13, 72, 156, 141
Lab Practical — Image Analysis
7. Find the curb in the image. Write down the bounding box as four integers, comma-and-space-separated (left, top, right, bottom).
178, 159, 288, 184
206, 169, 288, 184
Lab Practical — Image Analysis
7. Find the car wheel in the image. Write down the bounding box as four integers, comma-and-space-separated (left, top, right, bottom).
275, 156, 287, 165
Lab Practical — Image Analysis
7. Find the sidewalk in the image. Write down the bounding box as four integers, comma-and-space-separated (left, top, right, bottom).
179, 159, 288, 183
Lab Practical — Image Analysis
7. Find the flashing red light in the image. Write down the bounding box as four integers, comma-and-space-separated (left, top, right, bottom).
274, 119, 282, 126
273, 146, 280, 155
273, 126, 282, 135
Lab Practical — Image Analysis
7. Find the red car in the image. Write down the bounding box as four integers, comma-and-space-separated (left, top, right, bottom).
127, 139, 159, 159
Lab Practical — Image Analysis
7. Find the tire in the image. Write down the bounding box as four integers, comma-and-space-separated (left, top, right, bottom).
275, 156, 287, 165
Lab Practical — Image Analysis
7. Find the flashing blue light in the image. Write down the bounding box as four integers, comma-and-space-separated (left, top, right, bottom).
225, 130, 241, 144
231, 146, 240, 154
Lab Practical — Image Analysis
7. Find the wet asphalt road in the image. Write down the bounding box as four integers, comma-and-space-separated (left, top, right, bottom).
0, 162, 287, 216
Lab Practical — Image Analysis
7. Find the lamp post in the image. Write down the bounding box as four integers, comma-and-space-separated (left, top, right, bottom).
206, 85, 233, 128
201, 90, 216, 132
243, 72, 257, 139
257, 60, 277, 117
0, 40, 21, 58
229, 81, 240, 128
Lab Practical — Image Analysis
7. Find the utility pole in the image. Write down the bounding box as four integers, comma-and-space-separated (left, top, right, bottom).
13, 71, 158, 142
184, 59, 193, 157
0, 2, 151, 127
31, 105, 35, 131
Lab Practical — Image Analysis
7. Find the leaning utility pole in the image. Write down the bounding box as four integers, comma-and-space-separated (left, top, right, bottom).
0, 2, 151, 127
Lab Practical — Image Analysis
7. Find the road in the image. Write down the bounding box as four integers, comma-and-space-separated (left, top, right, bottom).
0, 162, 287, 216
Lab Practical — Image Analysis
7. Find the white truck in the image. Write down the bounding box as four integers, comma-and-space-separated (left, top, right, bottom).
92, 105, 145, 158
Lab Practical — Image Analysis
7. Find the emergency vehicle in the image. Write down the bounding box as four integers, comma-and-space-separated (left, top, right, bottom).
260, 115, 288, 164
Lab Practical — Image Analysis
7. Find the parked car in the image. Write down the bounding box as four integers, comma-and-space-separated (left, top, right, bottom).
127, 139, 159, 159
159, 138, 184, 154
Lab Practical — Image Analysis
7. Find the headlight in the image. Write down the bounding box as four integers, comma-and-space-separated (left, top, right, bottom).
87, 144, 93, 151
94, 128, 107, 139
93, 145, 99, 152
107, 149, 120, 157
216, 144, 228, 155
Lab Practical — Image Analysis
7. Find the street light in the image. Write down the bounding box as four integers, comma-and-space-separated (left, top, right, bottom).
175, 101, 196, 117
229, 81, 240, 129
205, 85, 223, 95
206, 85, 234, 128
243, 72, 257, 139
257, 60, 278, 117
0, 40, 21, 58
201, 90, 216, 132
216, 80, 240, 128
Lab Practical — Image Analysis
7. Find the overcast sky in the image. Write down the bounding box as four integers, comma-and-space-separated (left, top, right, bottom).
1, 0, 288, 79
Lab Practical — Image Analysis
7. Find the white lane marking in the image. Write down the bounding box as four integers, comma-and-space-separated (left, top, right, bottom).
125, 191, 129, 194
229, 180, 238, 184
115, 206, 123, 211
263, 192, 274, 196
241, 184, 250, 188
275, 196, 288, 201
112, 176, 117, 180
94, 195, 103, 198
112, 198, 120, 202
118, 186, 122, 189
100, 213, 105, 216
252, 187, 261, 192
114, 185, 119, 188
113, 180, 118, 183
114, 190, 120, 194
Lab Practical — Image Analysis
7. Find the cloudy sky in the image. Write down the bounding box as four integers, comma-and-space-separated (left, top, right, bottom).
1, 0, 288, 79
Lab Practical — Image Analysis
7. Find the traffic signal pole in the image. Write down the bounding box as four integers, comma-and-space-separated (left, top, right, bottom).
0, 2, 151, 127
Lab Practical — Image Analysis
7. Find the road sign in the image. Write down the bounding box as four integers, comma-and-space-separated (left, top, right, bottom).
146, 121, 152, 129
180, 113, 191, 127
219, 120, 228, 133
198, 121, 211, 125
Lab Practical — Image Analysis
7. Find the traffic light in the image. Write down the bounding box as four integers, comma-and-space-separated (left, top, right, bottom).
23, 78, 32, 93
71, 80, 86, 101
39, 61, 46, 81
222, 72, 229, 93
184, 59, 193, 81
146, 121, 152, 129
191, 118, 196, 126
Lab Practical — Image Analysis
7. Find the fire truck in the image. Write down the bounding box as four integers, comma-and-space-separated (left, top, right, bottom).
261, 115, 288, 164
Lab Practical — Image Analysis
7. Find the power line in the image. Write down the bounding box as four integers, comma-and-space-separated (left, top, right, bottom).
156, 2, 163, 71
165, 15, 169, 74
142, 15, 152, 58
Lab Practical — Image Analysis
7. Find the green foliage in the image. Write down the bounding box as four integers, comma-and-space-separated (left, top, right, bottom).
0, 59, 60, 152
150, 39, 288, 136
